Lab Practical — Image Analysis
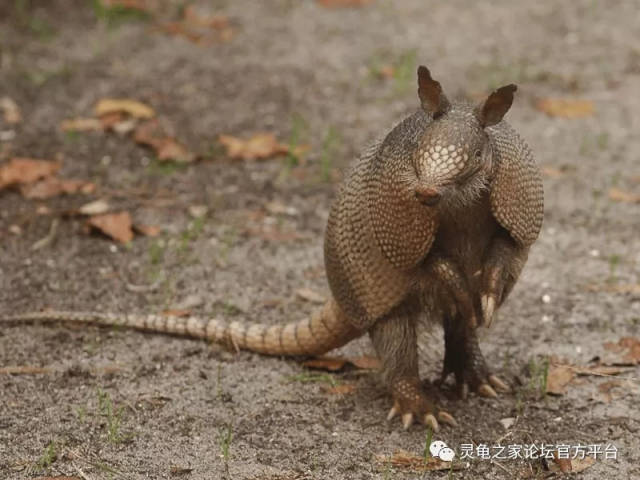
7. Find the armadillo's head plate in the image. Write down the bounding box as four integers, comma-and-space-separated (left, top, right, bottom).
413, 103, 493, 210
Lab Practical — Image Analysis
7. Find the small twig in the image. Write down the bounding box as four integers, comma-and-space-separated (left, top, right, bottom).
31, 218, 59, 251
491, 460, 513, 476
119, 269, 164, 293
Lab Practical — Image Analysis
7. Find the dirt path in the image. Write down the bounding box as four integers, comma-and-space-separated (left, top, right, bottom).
1, 1, 639, 478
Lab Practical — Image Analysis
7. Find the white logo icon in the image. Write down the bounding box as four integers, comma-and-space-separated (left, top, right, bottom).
429, 440, 456, 462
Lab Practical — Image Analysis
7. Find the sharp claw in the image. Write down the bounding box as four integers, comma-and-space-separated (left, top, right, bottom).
402, 413, 414, 430
488, 374, 511, 392
387, 407, 398, 421
481, 295, 496, 328
460, 383, 469, 400
478, 383, 498, 398
387, 401, 400, 421
424, 413, 440, 432
437, 411, 458, 427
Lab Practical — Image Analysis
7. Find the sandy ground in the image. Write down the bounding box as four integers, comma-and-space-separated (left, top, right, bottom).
1, 1, 639, 479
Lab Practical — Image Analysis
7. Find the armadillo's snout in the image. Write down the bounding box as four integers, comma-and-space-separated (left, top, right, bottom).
414, 186, 441, 206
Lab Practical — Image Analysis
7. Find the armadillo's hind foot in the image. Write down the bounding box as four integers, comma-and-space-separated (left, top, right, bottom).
439, 318, 511, 399
387, 377, 457, 432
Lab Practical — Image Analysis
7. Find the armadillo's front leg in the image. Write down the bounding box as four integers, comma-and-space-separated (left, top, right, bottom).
480, 232, 529, 327
369, 309, 456, 432
440, 314, 510, 398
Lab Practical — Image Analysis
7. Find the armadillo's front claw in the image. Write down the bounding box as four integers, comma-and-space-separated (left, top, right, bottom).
424, 413, 439, 432
402, 413, 414, 430
481, 294, 497, 327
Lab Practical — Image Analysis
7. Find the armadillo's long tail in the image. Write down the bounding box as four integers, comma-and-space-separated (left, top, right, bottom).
0, 300, 361, 356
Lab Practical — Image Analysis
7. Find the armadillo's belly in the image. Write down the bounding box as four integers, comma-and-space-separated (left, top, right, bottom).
422, 193, 499, 309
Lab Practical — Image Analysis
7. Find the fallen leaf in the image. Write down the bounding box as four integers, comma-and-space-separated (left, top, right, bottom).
535, 98, 595, 118
133, 223, 161, 237
547, 456, 595, 474
157, 7, 233, 44
0, 158, 60, 189
79, 199, 111, 216
101, 0, 157, 12
134, 119, 195, 163
573, 365, 628, 376
375, 450, 458, 472
317, 0, 373, 7
161, 309, 192, 317
296, 288, 325, 304
546, 364, 575, 395
608, 187, 640, 204
244, 226, 306, 242
303, 357, 348, 371
87, 211, 134, 243
0, 97, 22, 124
596, 380, 625, 403
602, 337, 640, 365
218, 133, 290, 160
325, 383, 356, 395
552, 453, 572, 473
302, 355, 380, 372
95, 98, 155, 119
541, 165, 566, 178
0, 366, 53, 375
20, 177, 95, 199
60, 117, 103, 132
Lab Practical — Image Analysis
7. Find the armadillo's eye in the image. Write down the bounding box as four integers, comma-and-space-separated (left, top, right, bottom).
474, 149, 482, 159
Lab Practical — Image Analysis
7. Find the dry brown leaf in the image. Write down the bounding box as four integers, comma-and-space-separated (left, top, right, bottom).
302, 355, 380, 372
602, 337, 640, 365
303, 357, 348, 371
101, 0, 157, 12
60, 117, 103, 132
161, 309, 192, 317
87, 211, 134, 243
546, 364, 575, 395
608, 187, 640, 204
552, 453, 572, 473
535, 98, 595, 118
20, 177, 95, 199
133, 223, 161, 237
575, 365, 628, 376
157, 7, 233, 44
0, 158, 60, 189
95, 98, 155, 119
541, 165, 566, 178
0, 96, 22, 124
219, 133, 290, 160
317, 0, 373, 7
245, 226, 306, 242
597, 379, 624, 403
325, 383, 356, 395
375, 450, 456, 472
295, 288, 325, 304
0, 366, 53, 375
134, 119, 195, 163
548, 456, 595, 474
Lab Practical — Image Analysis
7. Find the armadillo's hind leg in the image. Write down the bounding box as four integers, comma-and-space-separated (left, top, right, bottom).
370, 309, 457, 432
438, 314, 510, 399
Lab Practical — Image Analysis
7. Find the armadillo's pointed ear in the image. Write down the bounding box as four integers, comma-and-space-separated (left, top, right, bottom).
417, 65, 450, 118
477, 84, 517, 127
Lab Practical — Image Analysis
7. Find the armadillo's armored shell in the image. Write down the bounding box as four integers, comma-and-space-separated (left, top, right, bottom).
487, 122, 544, 247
